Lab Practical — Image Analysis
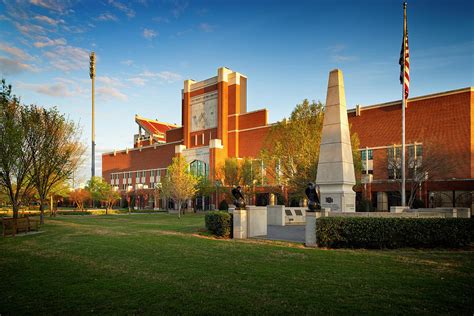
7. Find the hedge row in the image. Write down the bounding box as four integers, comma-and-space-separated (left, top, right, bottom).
205, 211, 233, 238
316, 217, 473, 249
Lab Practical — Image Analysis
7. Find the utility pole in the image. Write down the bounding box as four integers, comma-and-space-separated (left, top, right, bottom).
89, 52, 96, 179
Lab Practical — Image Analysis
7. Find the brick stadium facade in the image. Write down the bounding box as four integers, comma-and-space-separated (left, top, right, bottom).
102, 67, 473, 210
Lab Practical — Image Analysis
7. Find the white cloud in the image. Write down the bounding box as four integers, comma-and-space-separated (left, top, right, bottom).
33, 37, 67, 48
156, 71, 182, 83
171, 0, 189, 18
137, 70, 182, 83
96, 12, 118, 22
152, 16, 170, 23
327, 44, 357, 63
29, 0, 72, 13
139, 70, 158, 77
199, 22, 214, 32
43, 45, 89, 72
143, 28, 158, 40
14, 22, 46, 36
17, 78, 86, 98
18, 82, 74, 97
97, 76, 124, 87
0, 57, 38, 75
108, 0, 135, 18
34, 15, 64, 26
120, 59, 133, 66
97, 86, 128, 102
127, 77, 146, 86
0, 43, 33, 60
331, 55, 357, 62
328, 44, 346, 53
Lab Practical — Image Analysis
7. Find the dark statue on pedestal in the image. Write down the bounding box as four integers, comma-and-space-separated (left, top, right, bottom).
305, 182, 321, 212
232, 186, 246, 210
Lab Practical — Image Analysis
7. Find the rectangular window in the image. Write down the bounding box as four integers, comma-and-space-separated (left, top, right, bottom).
361, 149, 374, 175
150, 169, 155, 177
387, 146, 401, 180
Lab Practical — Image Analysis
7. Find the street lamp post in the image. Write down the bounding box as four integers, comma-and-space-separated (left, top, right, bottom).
89, 52, 96, 179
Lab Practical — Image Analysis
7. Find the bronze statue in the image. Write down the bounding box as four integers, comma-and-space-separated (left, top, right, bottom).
305, 182, 321, 211
231, 186, 246, 210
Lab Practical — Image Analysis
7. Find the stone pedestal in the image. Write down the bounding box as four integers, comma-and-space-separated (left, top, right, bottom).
390, 206, 409, 213
267, 205, 285, 226
316, 69, 356, 212
233, 209, 247, 239
305, 212, 317, 247
247, 206, 267, 237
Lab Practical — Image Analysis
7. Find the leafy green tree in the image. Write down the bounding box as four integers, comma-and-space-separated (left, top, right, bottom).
161, 156, 198, 218
0, 80, 35, 218
261, 99, 362, 196
85, 176, 120, 214
24, 104, 84, 223
216, 157, 261, 204
196, 176, 215, 210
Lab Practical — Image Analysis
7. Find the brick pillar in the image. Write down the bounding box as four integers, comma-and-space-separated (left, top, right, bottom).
217, 67, 230, 156
183, 80, 195, 148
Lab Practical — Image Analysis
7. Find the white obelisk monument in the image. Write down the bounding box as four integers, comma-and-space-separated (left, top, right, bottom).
316, 69, 356, 212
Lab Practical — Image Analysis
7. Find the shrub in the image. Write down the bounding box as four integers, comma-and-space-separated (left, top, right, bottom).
356, 199, 374, 212
205, 211, 233, 238
218, 200, 229, 211
411, 199, 425, 209
316, 217, 472, 249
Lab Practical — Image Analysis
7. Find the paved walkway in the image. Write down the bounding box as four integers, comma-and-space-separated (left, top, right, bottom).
254, 225, 305, 243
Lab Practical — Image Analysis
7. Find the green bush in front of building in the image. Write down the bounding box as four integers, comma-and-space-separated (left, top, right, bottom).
205, 211, 233, 238
218, 200, 229, 211
316, 217, 472, 249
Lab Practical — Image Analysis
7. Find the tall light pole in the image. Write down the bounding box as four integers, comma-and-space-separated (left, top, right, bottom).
89, 52, 96, 179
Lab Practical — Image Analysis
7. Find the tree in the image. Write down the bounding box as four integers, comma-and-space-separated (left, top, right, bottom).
195, 176, 215, 210
216, 157, 261, 204
69, 188, 90, 211
161, 156, 198, 218
260, 99, 362, 196
85, 177, 120, 214
102, 187, 121, 212
387, 143, 455, 208
86, 176, 108, 208
47, 180, 71, 217
24, 104, 84, 224
0, 80, 35, 218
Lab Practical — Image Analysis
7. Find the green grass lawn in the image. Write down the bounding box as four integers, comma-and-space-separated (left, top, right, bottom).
1, 214, 473, 315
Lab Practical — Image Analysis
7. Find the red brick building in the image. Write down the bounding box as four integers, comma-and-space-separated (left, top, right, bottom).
102, 67, 473, 210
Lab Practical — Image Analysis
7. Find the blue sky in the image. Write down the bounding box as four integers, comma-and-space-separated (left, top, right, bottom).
0, 0, 472, 182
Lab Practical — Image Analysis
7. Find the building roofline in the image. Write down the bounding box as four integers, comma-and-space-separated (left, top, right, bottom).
134, 114, 180, 128
102, 139, 184, 156
347, 86, 473, 113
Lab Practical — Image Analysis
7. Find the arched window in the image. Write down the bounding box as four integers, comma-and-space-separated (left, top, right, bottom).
190, 160, 209, 178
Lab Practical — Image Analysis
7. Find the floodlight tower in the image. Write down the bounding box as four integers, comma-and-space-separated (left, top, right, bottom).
89, 52, 96, 179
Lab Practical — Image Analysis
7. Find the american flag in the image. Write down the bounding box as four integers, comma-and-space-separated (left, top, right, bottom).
399, 6, 410, 100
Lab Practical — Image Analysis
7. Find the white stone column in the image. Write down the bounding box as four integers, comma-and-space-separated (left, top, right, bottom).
246, 206, 267, 237
316, 69, 356, 212
233, 209, 247, 239
305, 212, 317, 247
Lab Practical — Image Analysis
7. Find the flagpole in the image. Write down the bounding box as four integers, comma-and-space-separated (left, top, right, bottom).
90, 52, 96, 179
401, 2, 407, 207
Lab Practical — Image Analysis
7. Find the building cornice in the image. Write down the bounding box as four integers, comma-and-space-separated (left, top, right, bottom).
102, 140, 184, 156
347, 86, 473, 114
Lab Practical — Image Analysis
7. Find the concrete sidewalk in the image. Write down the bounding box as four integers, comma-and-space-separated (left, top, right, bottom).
253, 225, 305, 243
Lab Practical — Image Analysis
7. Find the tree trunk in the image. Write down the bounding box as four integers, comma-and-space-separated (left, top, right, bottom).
39, 199, 45, 224
12, 202, 19, 219
178, 199, 181, 219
